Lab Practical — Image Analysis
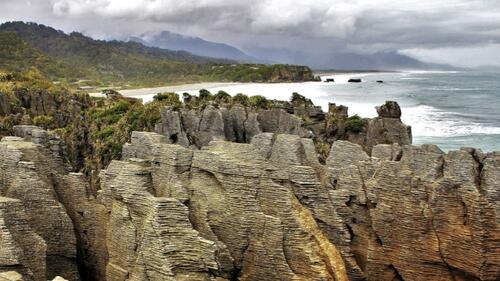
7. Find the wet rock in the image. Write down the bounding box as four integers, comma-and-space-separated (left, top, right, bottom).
376, 101, 401, 118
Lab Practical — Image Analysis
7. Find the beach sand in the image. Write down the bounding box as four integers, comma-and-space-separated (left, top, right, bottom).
88, 72, 382, 103
89, 82, 243, 99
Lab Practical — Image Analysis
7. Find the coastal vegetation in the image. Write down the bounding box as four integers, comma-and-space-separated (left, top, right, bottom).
0, 22, 318, 89
345, 115, 365, 133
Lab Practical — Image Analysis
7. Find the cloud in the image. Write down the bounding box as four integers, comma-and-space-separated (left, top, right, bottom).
48, 0, 500, 48
401, 44, 500, 68
1, 0, 500, 67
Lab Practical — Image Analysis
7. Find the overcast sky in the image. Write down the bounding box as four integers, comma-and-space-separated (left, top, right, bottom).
1, 0, 500, 67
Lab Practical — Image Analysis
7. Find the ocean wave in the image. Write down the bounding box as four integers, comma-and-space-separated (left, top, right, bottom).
402, 70, 462, 74
400, 77, 428, 80
425, 87, 486, 91
402, 105, 500, 137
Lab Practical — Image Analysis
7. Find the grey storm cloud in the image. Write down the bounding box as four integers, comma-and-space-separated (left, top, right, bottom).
1, 0, 500, 67
45, 0, 500, 49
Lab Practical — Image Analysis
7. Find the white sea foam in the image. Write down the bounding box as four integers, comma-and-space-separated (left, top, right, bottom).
426, 87, 485, 91
400, 77, 427, 80
402, 70, 462, 74
402, 105, 500, 137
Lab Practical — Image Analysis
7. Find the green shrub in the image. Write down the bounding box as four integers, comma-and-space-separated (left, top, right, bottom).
214, 90, 231, 103
33, 115, 54, 128
199, 89, 212, 100
0, 116, 14, 134
345, 115, 365, 133
248, 95, 269, 109
232, 93, 249, 106
152, 92, 182, 109
0, 72, 13, 82
315, 141, 331, 164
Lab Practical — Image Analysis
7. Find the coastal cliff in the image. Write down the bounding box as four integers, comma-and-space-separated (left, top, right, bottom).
0, 124, 497, 281
154, 93, 411, 154
0, 73, 497, 281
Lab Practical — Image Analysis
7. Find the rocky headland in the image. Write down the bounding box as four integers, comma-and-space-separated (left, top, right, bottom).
0, 78, 498, 281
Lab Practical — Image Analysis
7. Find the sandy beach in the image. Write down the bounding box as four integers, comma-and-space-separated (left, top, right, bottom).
89, 82, 244, 100
88, 73, 381, 103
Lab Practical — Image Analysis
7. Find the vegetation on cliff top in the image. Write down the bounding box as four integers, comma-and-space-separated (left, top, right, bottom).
345, 115, 365, 133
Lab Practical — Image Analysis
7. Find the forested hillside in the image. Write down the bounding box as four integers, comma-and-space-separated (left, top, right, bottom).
0, 22, 318, 87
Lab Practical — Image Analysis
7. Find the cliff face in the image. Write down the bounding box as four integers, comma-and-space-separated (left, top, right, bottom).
0, 125, 497, 281
267, 65, 319, 82
96, 132, 498, 281
154, 100, 411, 153
0, 126, 107, 281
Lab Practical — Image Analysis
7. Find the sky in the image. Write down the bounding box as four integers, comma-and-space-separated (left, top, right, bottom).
1, 0, 500, 68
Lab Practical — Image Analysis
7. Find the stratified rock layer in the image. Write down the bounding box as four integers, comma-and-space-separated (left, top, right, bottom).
0, 126, 108, 281
0, 126, 498, 281
98, 131, 498, 281
101, 132, 350, 281
155, 101, 411, 152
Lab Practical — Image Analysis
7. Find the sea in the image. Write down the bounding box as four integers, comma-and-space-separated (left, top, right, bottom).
125, 71, 500, 152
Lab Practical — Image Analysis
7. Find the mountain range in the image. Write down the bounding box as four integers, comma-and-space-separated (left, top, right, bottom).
131, 31, 256, 62
245, 46, 459, 70
131, 30, 458, 70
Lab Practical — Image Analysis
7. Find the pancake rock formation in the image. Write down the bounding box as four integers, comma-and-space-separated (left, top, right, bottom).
154, 100, 412, 153
0, 122, 498, 280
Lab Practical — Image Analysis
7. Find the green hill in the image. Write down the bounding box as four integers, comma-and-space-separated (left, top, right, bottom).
0, 31, 82, 78
0, 21, 318, 87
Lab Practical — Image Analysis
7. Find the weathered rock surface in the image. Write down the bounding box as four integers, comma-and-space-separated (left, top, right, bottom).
327, 141, 499, 281
0, 126, 108, 281
97, 131, 498, 281
0, 136, 79, 280
155, 100, 411, 152
376, 101, 401, 118
0, 197, 46, 281
155, 104, 311, 148
0, 125, 498, 281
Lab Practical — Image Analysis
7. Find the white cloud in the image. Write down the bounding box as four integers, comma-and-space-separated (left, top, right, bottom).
48, 0, 500, 47
2, 0, 500, 67
401, 44, 500, 68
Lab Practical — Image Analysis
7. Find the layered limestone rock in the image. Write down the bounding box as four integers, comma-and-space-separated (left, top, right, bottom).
0, 135, 79, 280
365, 102, 411, 149
0, 126, 108, 281
100, 131, 498, 281
0, 124, 497, 281
326, 141, 499, 281
155, 104, 311, 148
154, 100, 411, 152
326, 101, 411, 151
100, 131, 350, 281
0, 197, 46, 281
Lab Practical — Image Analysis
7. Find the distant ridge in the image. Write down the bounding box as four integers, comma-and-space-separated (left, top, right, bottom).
131, 30, 256, 62
247, 47, 461, 71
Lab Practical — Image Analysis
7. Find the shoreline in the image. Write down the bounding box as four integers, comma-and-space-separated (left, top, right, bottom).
89, 82, 245, 98
89, 71, 389, 100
